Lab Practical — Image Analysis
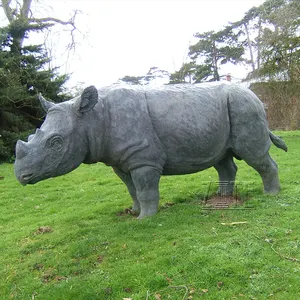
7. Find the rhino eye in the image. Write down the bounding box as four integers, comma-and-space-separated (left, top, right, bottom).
47, 136, 64, 152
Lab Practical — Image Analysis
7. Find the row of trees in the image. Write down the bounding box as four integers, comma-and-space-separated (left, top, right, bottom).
0, 0, 299, 161
120, 0, 300, 85
0, 0, 77, 161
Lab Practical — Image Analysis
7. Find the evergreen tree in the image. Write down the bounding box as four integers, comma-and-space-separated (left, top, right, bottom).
230, 0, 300, 81
169, 62, 197, 84
0, 25, 70, 162
256, 0, 300, 80
119, 67, 170, 85
189, 27, 244, 82
0, 0, 77, 162
171, 27, 244, 84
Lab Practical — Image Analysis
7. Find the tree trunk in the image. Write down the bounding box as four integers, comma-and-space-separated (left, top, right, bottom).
256, 16, 262, 69
212, 41, 220, 81
244, 22, 256, 71
2, 0, 32, 53
1, 0, 77, 53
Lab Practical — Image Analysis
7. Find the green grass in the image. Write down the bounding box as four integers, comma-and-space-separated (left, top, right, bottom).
1, 131, 300, 299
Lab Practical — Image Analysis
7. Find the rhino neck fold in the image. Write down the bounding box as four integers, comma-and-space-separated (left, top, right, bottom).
83, 98, 107, 164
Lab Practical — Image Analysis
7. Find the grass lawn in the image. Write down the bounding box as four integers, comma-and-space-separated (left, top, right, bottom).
1, 131, 300, 299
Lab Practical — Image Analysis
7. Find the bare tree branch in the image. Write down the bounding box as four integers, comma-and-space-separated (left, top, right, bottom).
28, 9, 80, 51
1, 1, 81, 53
1, 0, 14, 22
29, 16, 75, 27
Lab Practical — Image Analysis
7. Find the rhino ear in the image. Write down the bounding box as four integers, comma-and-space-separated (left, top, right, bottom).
38, 93, 55, 112
77, 86, 98, 113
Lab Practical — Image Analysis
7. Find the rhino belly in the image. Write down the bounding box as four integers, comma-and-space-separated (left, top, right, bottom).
161, 139, 229, 175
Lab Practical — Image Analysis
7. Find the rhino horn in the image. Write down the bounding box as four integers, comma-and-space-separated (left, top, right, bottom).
16, 140, 29, 159
38, 93, 55, 112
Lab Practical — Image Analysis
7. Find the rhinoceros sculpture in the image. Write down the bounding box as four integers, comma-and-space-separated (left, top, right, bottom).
15, 83, 287, 218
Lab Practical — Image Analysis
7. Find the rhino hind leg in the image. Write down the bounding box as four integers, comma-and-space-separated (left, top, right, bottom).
243, 153, 280, 194
113, 167, 140, 215
214, 155, 237, 196
131, 166, 161, 219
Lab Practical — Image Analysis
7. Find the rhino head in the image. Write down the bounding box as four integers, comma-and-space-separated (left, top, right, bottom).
15, 86, 99, 185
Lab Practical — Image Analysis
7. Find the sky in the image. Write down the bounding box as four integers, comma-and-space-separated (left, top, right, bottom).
2, 0, 266, 89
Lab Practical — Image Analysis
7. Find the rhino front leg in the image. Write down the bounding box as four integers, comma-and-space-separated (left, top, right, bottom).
113, 167, 140, 215
131, 166, 161, 219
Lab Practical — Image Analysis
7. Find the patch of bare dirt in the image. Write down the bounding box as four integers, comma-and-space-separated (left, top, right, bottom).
34, 226, 53, 235
204, 195, 244, 209
116, 208, 136, 216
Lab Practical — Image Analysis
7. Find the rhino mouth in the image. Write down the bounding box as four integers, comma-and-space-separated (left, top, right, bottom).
18, 173, 34, 185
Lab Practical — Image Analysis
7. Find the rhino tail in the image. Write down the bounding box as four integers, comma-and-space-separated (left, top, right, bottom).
269, 131, 288, 152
